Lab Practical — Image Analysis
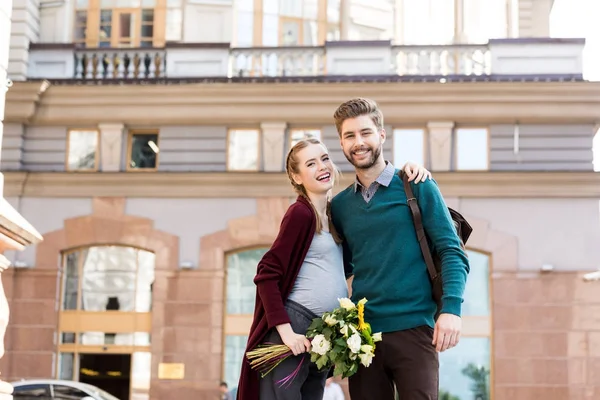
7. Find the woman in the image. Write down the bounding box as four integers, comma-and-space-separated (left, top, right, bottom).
237, 139, 430, 400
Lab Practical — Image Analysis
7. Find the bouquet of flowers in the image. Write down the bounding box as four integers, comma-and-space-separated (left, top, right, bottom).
246, 297, 382, 386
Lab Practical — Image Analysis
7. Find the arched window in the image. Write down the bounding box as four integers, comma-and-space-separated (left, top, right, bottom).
58, 245, 154, 400
439, 250, 492, 400
223, 248, 268, 394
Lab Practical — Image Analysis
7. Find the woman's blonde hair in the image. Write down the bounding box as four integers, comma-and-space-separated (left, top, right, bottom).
285, 138, 342, 243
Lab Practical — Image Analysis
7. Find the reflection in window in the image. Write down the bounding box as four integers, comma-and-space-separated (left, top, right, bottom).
227, 130, 260, 171
129, 132, 159, 170
455, 128, 489, 170
61, 246, 156, 313
224, 335, 248, 393
226, 249, 267, 314
290, 129, 321, 148
59, 352, 75, 380
63, 252, 79, 310
462, 250, 490, 317
439, 337, 491, 400
67, 130, 99, 171
393, 128, 424, 168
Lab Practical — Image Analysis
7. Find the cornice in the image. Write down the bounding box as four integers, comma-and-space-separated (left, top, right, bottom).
4, 80, 50, 123
5, 81, 600, 125
3, 171, 600, 198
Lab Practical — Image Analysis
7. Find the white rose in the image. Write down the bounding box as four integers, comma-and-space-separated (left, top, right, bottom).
323, 315, 337, 326
338, 298, 356, 310
311, 334, 331, 356
372, 332, 383, 342
340, 324, 349, 337
360, 344, 374, 355
347, 333, 362, 354
359, 352, 374, 367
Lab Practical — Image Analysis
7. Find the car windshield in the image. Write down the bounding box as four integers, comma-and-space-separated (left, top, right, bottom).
81, 384, 121, 400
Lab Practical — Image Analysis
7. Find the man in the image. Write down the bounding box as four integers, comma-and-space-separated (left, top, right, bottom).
323, 377, 345, 400
330, 98, 470, 400
220, 381, 232, 400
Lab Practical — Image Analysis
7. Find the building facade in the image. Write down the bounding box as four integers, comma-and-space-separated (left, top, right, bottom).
2, 0, 600, 399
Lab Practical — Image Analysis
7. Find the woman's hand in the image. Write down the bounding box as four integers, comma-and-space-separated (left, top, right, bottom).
276, 323, 311, 356
402, 161, 432, 183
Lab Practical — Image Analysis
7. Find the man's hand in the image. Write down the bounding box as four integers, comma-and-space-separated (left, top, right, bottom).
432, 313, 461, 352
402, 162, 432, 183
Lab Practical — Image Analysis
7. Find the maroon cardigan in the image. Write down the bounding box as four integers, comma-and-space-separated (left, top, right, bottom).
236, 196, 316, 400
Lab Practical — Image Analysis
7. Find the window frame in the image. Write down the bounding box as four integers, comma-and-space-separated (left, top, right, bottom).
453, 126, 490, 171
226, 128, 262, 172
66, 128, 101, 172
392, 126, 427, 169
126, 129, 160, 172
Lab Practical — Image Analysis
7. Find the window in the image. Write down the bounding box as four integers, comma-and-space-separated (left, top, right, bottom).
439, 250, 491, 399
52, 385, 89, 400
227, 129, 260, 171
455, 128, 489, 170
66, 130, 99, 171
223, 248, 268, 393
75, 0, 163, 48
289, 129, 322, 148
74, 1, 88, 48
393, 128, 425, 168
128, 131, 160, 171
13, 384, 51, 398
463, 0, 508, 43
61, 246, 155, 312
401, 0, 455, 44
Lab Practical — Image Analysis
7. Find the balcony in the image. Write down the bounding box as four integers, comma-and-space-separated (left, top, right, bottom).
25, 38, 585, 82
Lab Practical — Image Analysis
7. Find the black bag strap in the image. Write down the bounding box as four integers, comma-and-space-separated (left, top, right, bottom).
399, 171, 439, 281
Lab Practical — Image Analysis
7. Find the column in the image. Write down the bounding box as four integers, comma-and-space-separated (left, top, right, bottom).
339, 0, 350, 40
99, 123, 125, 172
260, 122, 287, 172
518, 0, 553, 37
8, 0, 41, 81
427, 121, 454, 171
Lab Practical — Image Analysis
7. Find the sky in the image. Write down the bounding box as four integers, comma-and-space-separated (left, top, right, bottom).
550, 0, 600, 81
550, 0, 600, 170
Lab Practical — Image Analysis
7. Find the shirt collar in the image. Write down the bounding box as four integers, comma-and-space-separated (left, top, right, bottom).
353, 161, 396, 192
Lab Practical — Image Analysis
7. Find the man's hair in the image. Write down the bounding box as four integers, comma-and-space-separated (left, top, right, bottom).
333, 97, 384, 136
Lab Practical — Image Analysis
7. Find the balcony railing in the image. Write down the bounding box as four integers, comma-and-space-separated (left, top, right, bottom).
75, 48, 166, 79
392, 44, 491, 76
26, 38, 584, 81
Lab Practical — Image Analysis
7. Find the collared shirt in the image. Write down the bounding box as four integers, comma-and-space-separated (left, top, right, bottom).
353, 161, 396, 203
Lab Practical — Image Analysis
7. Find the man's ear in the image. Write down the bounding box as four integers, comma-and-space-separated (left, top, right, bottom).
380, 128, 386, 143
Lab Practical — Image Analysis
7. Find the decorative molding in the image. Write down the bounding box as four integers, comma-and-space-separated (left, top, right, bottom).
3, 171, 600, 198
5, 81, 600, 125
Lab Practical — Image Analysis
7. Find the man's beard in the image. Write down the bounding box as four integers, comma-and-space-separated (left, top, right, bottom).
343, 144, 382, 170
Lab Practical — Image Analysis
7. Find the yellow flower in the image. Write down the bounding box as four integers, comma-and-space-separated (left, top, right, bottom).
357, 301, 367, 331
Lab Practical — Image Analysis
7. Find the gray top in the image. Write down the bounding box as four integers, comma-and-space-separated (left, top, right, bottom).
287, 231, 348, 315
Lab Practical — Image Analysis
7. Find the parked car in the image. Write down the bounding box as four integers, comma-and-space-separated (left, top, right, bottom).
11, 379, 120, 400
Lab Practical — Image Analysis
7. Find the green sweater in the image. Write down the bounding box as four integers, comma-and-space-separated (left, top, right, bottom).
331, 173, 469, 333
